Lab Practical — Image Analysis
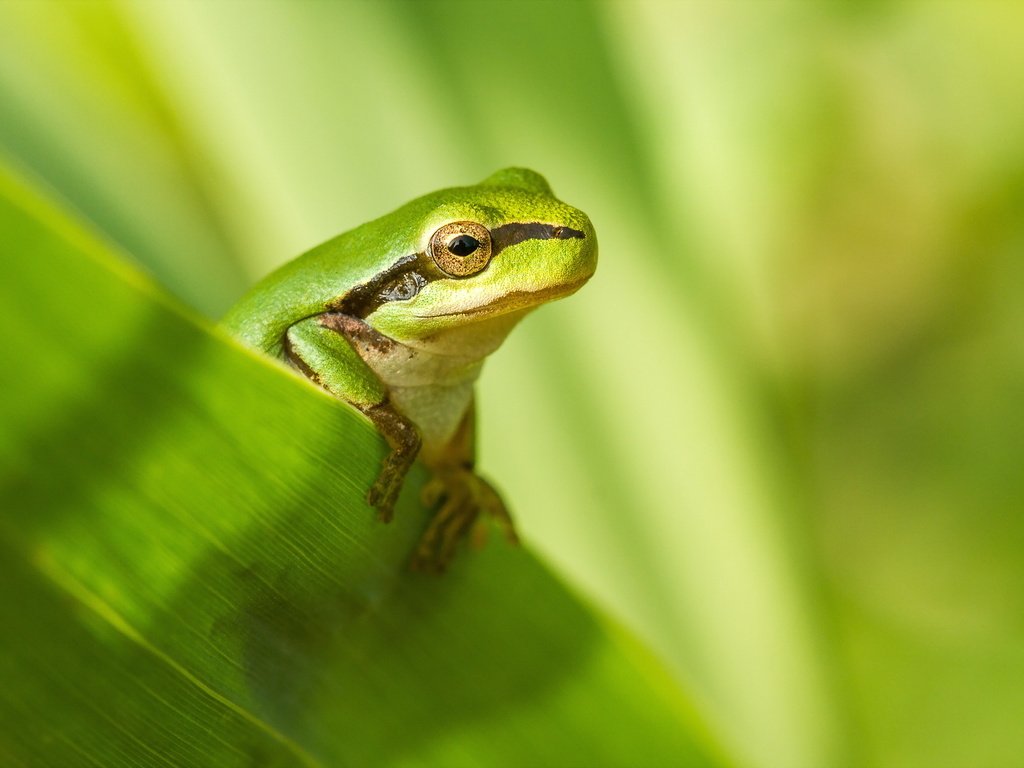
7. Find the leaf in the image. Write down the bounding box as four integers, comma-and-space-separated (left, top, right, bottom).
0, 164, 723, 766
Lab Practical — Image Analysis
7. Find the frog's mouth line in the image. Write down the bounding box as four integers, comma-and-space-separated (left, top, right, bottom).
414, 277, 590, 321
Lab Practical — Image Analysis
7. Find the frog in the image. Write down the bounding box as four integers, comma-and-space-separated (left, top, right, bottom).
222, 168, 597, 571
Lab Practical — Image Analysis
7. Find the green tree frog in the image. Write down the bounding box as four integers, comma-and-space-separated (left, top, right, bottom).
223, 168, 596, 571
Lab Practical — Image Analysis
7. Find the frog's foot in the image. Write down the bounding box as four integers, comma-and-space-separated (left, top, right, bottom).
362, 403, 421, 523
366, 464, 402, 523
411, 469, 517, 573
366, 444, 418, 523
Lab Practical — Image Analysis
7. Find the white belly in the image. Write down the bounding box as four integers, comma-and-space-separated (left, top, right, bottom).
359, 338, 483, 462
389, 381, 476, 463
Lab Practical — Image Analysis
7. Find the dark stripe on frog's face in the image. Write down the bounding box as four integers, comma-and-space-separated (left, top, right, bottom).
491, 222, 586, 256
332, 222, 587, 319
331, 252, 433, 318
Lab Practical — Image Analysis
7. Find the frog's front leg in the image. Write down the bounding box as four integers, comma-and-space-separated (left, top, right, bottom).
285, 313, 421, 522
411, 401, 518, 573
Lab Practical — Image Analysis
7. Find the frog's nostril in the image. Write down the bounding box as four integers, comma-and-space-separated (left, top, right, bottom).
551, 225, 585, 240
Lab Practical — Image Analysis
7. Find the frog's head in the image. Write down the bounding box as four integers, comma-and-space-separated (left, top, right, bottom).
360, 168, 597, 351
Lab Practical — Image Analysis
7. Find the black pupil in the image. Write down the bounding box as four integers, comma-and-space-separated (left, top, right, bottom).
448, 235, 479, 257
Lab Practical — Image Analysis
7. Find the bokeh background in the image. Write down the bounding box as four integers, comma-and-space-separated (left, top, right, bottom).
2, 2, 1022, 766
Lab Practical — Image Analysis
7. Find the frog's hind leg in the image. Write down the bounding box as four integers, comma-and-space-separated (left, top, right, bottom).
411, 402, 518, 572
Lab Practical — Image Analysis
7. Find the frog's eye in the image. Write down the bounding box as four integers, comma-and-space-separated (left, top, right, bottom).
428, 221, 492, 277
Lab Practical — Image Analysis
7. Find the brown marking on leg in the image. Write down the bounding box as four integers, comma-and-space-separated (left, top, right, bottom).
320, 312, 401, 358
283, 333, 323, 386
360, 401, 421, 523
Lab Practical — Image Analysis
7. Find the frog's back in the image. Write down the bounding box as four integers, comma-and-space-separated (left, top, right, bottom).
222, 211, 418, 355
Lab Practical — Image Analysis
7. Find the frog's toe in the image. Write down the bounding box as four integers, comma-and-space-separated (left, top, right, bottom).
474, 478, 517, 544
420, 476, 447, 508
411, 495, 477, 573
410, 469, 518, 572
367, 476, 399, 523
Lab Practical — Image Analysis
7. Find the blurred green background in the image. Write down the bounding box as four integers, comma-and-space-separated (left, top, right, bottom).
2, 1, 1022, 766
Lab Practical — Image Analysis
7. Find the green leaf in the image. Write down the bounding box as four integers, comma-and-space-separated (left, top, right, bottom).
0, 165, 722, 765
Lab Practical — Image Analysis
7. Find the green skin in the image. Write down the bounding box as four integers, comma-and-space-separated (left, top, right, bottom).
223, 168, 597, 571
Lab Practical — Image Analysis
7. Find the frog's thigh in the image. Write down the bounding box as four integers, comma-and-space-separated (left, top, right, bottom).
285, 316, 386, 407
